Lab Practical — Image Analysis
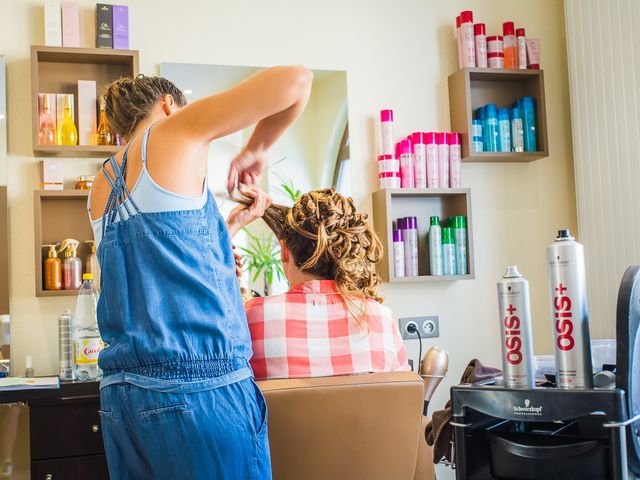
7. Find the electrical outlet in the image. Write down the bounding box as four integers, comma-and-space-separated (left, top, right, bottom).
399, 316, 440, 340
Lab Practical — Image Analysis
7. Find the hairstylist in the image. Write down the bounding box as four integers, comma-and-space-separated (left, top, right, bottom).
88, 67, 312, 480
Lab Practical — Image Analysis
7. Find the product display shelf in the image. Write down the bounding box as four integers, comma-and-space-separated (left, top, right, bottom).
371, 188, 474, 283
34, 190, 92, 297
448, 67, 548, 162
31, 46, 139, 157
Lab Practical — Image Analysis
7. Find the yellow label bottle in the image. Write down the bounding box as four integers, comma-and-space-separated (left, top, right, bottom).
96, 97, 112, 146
58, 94, 78, 146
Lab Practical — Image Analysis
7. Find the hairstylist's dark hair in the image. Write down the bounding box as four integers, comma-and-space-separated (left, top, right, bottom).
101, 74, 187, 139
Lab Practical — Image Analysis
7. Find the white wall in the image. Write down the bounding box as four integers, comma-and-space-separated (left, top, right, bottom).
564, 0, 640, 340
3, 2, 576, 473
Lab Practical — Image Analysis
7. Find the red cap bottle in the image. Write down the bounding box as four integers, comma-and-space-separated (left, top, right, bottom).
503, 21, 515, 36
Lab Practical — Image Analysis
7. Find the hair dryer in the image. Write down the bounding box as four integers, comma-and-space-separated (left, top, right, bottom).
419, 346, 449, 416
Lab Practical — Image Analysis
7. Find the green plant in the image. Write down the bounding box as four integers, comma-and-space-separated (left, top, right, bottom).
274, 172, 301, 204
239, 228, 285, 285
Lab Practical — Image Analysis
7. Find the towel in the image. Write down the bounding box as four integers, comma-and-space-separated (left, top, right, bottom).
425, 359, 502, 464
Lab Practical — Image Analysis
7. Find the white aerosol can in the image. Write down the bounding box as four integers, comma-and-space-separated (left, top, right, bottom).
546, 229, 593, 389
497, 266, 535, 388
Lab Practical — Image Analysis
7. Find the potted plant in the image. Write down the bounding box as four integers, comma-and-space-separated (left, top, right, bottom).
239, 228, 285, 297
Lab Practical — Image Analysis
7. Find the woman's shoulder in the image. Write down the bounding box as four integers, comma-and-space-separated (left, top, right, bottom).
364, 298, 394, 320
244, 293, 289, 322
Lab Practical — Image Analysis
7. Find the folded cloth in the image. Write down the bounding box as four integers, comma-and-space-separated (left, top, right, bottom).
425, 359, 502, 464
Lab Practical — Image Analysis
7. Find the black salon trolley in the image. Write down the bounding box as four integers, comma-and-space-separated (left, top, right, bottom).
450, 385, 636, 479
448, 265, 640, 480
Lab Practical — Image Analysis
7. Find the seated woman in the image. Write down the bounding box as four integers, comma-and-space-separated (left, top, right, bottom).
241, 188, 410, 380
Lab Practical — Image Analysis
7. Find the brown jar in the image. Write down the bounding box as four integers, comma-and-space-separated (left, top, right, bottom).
75, 175, 94, 190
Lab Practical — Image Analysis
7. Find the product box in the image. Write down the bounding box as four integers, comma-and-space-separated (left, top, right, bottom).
77, 80, 97, 145
44, 1, 62, 47
61, 1, 80, 47
112, 5, 129, 50
96, 3, 113, 48
56, 94, 75, 135
40, 159, 64, 190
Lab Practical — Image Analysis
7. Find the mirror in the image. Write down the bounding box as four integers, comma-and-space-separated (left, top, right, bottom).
160, 63, 350, 295
159, 63, 350, 202
0, 55, 10, 375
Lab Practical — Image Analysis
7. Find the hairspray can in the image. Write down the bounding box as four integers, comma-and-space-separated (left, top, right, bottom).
393, 229, 405, 277
58, 308, 73, 380
547, 229, 593, 389
497, 266, 535, 388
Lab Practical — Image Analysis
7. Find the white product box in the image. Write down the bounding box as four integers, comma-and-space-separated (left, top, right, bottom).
77, 80, 97, 145
40, 158, 64, 190
44, 1, 62, 47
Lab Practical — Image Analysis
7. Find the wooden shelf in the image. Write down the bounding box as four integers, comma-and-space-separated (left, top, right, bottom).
448, 67, 549, 162
31, 45, 139, 157
33, 144, 120, 157
34, 190, 93, 297
371, 188, 475, 283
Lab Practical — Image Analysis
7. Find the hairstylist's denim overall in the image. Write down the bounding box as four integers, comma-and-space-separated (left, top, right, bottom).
94, 127, 271, 480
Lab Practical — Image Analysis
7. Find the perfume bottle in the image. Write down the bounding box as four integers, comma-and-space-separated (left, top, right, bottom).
38, 94, 56, 145
58, 94, 78, 146
96, 97, 112, 146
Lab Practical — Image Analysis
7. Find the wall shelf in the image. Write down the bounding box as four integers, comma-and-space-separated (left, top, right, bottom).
33, 144, 120, 157
31, 46, 139, 158
448, 68, 548, 162
34, 190, 93, 297
371, 188, 474, 283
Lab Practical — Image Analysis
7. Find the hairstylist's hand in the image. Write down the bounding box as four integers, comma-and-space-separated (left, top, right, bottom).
227, 146, 268, 193
226, 187, 273, 238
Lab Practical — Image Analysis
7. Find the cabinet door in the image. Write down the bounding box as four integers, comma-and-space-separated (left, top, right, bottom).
31, 454, 109, 480
30, 401, 104, 460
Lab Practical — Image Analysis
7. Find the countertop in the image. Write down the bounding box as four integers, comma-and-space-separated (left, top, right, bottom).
0, 379, 99, 404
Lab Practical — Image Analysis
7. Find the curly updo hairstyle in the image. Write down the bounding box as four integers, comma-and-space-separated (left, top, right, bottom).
101, 74, 187, 140
279, 188, 383, 324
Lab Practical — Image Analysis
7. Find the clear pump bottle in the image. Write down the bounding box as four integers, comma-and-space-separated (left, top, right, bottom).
60, 238, 82, 290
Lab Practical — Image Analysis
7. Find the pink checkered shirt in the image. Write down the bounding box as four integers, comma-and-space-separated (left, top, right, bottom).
245, 280, 410, 380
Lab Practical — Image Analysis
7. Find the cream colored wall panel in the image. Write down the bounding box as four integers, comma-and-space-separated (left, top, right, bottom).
565, 0, 640, 339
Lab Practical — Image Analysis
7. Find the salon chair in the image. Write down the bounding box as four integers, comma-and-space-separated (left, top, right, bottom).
257, 371, 436, 480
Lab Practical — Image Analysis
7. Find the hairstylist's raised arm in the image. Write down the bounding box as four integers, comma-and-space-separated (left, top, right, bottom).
170, 66, 313, 186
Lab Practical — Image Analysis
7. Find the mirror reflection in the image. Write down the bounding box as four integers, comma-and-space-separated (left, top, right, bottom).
160, 63, 350, 295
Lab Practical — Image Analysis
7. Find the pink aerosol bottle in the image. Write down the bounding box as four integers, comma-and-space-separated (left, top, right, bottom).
436, 132, 449, 189
460, 11, 476, 68
411, 132, 427, 188
424, 132, 439, 188
399, 140, 415, 189
380, 109, 394, 156
516, 28, 527, 70
474, 23, 488, 68
448, 132, 462, 188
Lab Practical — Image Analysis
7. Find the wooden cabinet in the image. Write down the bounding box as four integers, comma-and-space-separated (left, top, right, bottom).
29, 381, 108, 479
31, 455, 109, 480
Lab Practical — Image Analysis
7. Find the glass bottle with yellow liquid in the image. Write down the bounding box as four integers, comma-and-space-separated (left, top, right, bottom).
38, 94, 56, 145
96, 98, 112, 146
57, 94, 78, 146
